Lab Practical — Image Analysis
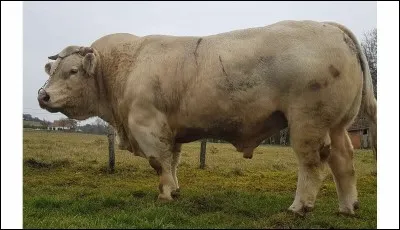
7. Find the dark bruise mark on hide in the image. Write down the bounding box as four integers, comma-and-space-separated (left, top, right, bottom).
329, 65, 340, 78
149, 157, 162, 176
323, 80, 329, 87
218, 55, 228, 77
308, 80, 322, 91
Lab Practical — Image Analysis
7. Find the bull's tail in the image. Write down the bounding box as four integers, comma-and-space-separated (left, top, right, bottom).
324, 21, 377, 159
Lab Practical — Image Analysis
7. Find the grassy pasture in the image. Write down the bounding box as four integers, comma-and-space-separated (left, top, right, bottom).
23, 130, 376, 228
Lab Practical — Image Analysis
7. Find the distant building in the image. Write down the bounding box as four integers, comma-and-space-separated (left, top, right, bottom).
48, 120, 74, 131
347, 113, 370, 149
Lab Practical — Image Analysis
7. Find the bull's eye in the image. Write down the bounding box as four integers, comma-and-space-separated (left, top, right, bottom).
70, 68, 78, 74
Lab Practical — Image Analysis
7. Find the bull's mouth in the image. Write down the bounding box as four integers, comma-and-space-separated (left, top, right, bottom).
45, 107, 63, 113
40, 105, 63, 113
38, 101, 64, 113
38, 98, 86, 120
41, 105, 77, 119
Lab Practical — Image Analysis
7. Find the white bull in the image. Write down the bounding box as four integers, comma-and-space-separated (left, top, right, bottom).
38, 20, 377, 216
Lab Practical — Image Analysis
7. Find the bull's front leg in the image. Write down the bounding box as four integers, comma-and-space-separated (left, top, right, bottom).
127, 106, 177, 201
149, 154, 176, 201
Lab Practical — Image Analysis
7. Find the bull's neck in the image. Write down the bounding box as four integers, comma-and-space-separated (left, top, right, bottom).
95, 52, 127, 127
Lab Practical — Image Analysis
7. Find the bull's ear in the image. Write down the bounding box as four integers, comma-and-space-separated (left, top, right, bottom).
45, 62, 52, 75
82, 53, 97, 76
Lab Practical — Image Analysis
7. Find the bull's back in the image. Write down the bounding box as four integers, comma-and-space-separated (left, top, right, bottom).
174, 20, 361, 142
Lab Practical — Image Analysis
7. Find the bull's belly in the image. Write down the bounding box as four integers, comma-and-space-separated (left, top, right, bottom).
174, 111, 288, 146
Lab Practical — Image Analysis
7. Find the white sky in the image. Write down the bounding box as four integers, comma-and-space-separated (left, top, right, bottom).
23, 1, 377, 125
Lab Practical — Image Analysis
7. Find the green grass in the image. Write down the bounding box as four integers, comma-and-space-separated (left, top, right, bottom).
23, 131, 377, 229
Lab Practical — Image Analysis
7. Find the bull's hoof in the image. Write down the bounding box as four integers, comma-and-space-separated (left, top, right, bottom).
337, 207, 356, 216
288, 203, 314, 217
243, 153, 253, 159
353, 201, 360, 210
157, 193, 174, 202
171, 188, 180, 199
336, 210, 356, 217
336, 201, 359, 216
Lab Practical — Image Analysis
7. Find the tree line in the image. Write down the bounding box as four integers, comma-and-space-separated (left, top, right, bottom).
23, 114, 108, 135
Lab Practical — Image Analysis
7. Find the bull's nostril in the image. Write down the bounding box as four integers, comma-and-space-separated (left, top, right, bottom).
38, 90, 50, 104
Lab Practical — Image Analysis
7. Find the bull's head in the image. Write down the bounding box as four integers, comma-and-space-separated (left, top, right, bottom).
38, 46, 100, 120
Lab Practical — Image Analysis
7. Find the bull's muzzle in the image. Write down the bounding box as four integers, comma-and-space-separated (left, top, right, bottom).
37, 89, 50, 107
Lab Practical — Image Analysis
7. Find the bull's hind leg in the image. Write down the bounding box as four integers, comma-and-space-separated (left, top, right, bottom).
328, 128, 358, 215
288, 118, 331, 215
128, 109, 177, 201
171, 144, 182, 197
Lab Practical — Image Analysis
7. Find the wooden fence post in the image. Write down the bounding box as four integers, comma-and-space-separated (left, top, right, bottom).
200, 139, 207, 169
107, 125, 115, 173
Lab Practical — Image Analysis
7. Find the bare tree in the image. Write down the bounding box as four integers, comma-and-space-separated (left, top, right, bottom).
361, 28, 377, 98
93, 117, 108, 134
57, 118, 68, 128
95, 117, 107, 127
66, 119, 78, 130
41, 119, 51, 128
